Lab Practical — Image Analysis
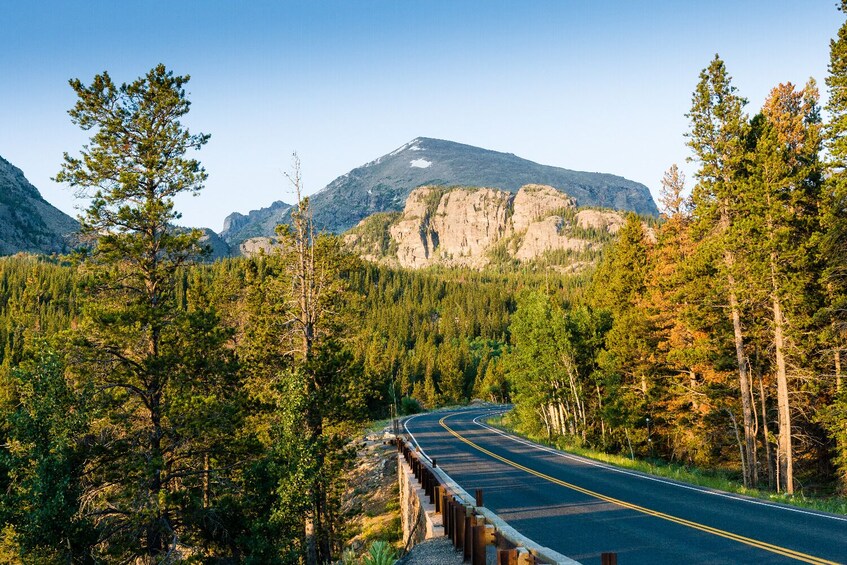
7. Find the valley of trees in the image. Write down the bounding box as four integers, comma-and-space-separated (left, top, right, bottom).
1, 5, 847, 564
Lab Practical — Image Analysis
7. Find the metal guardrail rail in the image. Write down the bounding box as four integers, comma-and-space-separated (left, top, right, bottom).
397, 436, 597, 565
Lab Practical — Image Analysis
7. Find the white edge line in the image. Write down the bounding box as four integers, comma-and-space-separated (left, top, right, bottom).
470, 410, 847, 523
403, 413, 433, 463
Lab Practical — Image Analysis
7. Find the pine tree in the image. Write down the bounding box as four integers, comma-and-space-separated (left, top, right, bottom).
747, 81, 824, 493
648, 165, 711, 464
272, 154, 363, 564
821, 0, 847, 490
54, 65, 231, 560
686, 55, 759, 487
593, 214, 655, 451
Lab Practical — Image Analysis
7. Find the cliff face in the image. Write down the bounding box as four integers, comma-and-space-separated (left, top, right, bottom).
345, 184, 626, 270
388, 187, 513, 268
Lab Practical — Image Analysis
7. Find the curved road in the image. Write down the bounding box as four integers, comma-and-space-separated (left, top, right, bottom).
404, 407, 846, 565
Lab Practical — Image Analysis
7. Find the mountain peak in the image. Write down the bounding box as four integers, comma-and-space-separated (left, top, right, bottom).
306, 138, 657, 233
222, 138, 658, 247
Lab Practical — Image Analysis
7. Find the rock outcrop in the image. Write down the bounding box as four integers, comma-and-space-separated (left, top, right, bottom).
238, 237, 282, 257
511, 184, 575, 233
514, 216, 589, 261
574, 209, 625, 234
348, 184, 625, 270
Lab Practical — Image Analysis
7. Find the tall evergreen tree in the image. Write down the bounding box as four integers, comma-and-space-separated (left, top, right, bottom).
593, 214, 655, 450
54, 65, 237, 561
821, 0, 847, 490
268, 154, 365, 564
747, 81, 824, 493
686, 55, 759, 487
649, 165, 710, 464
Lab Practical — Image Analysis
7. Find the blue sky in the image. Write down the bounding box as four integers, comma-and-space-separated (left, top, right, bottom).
0, 1, 841, 229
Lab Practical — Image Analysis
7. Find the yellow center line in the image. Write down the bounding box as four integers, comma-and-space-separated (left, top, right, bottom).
439, 415, 839, 565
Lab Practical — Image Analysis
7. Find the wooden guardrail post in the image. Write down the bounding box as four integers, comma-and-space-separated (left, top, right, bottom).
601, 552, 617, 565
448, 497, 457, 540
475, 488, 484, 507
444, 496, 452, 537
472, 524, 486, 565
464, 512, 475, 561
434, 485, 441, 513
453, 500, 463, 549
497, 548, 518, 565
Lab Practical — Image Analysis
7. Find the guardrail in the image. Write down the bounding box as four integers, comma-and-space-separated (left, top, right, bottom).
397, 436, 599, 565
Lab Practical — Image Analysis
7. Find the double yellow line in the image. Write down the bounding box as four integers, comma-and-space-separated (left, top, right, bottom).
439, 415, 839, 565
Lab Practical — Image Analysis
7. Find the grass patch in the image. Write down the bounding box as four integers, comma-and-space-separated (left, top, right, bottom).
364, 418, 392, 435
487, 414, 847, 516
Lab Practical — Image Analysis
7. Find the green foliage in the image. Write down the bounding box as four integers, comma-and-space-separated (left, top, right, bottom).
399, 396, 422, 415
361, 540, 397, 565
347, 212, 402, 258
823, 0, 847, 492
0, 255, 79, 383
0, 349, 95, 563
500, 48, 847, 497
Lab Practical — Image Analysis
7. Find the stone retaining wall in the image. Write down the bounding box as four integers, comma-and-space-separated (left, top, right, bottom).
398, 453, 443, 549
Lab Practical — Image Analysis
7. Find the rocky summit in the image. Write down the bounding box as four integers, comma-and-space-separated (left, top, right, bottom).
224, 137, 658, 246
219, 200, 292, 250
0, 155, 79, 255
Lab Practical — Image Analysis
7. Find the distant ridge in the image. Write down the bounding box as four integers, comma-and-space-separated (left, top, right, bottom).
0, 155, 79, 255
222, 137, 658, 245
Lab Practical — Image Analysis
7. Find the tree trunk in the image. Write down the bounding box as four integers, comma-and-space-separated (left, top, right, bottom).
596, 384, 606, 445
772, 295, 794, 494
203, 453, 210, 509
725, 254, 757, 488
305, 517, 318, 565
758, 374, 775, 490
566, 365, 586, 440
727, 409, 748, 485
540, 405, 551, 439
689, 370, 699, 412
837, 348, 842, 394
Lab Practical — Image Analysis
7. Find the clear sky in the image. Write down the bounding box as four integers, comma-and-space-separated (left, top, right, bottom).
0, 1, 841, 230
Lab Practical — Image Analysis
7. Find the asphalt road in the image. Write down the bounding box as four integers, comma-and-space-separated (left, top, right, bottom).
403, 407, 847, 565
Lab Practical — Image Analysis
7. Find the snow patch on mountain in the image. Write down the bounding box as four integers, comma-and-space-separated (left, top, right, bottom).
410, 159, 432, 168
